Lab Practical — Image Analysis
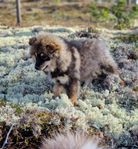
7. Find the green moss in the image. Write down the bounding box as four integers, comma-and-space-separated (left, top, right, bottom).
133, 86, 138, 92
10, 103, 23, 115
0, 99, 6, 107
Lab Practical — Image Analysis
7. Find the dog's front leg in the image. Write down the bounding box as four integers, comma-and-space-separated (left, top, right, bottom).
67, 79, 80, 105
53, 82, 64, 97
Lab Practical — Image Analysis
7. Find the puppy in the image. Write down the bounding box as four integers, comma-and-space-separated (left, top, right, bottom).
41, 132, 103, 149
29, 32, 118, 105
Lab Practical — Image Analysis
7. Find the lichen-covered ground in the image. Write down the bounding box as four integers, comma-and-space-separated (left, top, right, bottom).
0, 25, 138, 148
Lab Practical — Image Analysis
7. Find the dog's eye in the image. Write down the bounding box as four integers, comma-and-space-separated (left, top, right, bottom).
40, 53, 50, 61
40, 53, 45, 58
46, 45, 52, 50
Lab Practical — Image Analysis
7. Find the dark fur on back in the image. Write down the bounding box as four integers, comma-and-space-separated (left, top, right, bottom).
69, 38, 118, 81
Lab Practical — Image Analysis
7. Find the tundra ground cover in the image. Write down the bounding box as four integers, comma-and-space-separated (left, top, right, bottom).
0, 26, 138, 148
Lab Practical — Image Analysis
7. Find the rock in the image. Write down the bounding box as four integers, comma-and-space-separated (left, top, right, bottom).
0, 31, 13, 37
32, 27, 44, 33
129, 125, 138, 136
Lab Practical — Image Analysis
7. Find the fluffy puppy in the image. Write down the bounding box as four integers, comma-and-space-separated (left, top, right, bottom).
29, 32, 118, 104
41, 132, 103, 149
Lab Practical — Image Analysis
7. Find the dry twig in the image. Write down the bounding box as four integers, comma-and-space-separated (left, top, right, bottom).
1, 124, 14, 149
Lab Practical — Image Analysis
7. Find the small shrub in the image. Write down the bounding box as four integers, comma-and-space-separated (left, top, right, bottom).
89, 0, 137, 29
100, 8, 110, 19
89, 3, 110, 21
129, 5, 138, 18
89, 3, 101, 19
111, 0, 131, 29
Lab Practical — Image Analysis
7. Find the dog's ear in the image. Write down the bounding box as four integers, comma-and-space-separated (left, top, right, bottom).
29, 37, 37, 45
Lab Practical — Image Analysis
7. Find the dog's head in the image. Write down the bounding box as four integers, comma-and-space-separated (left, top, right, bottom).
29, 33, 64, 72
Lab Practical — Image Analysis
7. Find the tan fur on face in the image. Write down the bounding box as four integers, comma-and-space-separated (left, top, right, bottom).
37, 32, 67, 52
38, 32, 72, 72
29, 32, 72, 72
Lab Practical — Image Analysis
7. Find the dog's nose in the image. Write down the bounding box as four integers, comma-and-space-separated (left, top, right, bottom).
35, 65, 40, 70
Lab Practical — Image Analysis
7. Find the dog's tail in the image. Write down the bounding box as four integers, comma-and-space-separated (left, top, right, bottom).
41, 132, 103, 149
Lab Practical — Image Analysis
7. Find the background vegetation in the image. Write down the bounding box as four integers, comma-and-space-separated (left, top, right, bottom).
0, 0, 137, 29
